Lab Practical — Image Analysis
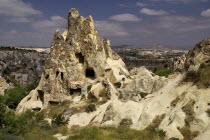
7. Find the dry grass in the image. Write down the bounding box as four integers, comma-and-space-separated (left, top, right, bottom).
183, 62, 210, 89
146, 114, 165, 130
67, 126, 167, 140
182, 100, 195, 127
178, 126, 199, 140
171, 97, 181, 107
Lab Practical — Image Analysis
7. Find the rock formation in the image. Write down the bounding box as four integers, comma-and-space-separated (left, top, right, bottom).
17, 8, 129, 112
174, 38, 210, 72
0, 76, 9, 96
17, 8, 210, 140
0, 47, 48, 85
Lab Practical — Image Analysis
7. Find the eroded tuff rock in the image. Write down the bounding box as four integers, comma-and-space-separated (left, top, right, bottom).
0, 47, 48, 85
17, 8, 129, 113
0, 76, 9, 96
174, 39, 210, 72
17, 8, 210, 140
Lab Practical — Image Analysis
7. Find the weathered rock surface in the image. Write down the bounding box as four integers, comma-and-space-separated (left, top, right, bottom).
17, 8, 129, 113
0, 47, 48, 85
16, 8, 210, 140
174, 39, 210, 72
0, 76, 9, 95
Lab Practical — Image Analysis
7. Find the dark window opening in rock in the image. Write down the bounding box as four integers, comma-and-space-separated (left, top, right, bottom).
49, 101, 60, 105
38, 90, 44, 103
114, 82, 121, 88
70, 88, 81, 96
86, 68, 95, 79
105, 68, 111, 72
27, 97, 31, 101
32, 108, 41, 112
61, 72, 64, 80
76, 53, 84, 63
56, 71, 59, 77
45, 74, 49, 79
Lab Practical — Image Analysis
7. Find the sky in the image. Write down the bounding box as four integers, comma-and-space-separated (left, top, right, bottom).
0, 0, 210, 48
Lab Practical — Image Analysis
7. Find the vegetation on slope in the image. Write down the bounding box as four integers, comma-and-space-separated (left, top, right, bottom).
184, 61, 210, 88
0, 84, 168, 140
0, 82, 37, 109
154, 68, 174, 77
68, 126, 167, 140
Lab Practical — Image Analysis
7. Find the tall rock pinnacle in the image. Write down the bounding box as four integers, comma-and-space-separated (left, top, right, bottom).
17, 8, 129, 113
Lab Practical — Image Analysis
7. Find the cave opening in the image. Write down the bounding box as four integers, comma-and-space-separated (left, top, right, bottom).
75, 53, 84, 63
45, 74, 49, 79
70, 88, 82, 96
38, 90, 44, 103
56, 71, 59, 77
86, 68, 95, 79
61, 72, 64, 80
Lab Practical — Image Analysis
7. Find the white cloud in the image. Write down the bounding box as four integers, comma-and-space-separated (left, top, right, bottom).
201, 9, 210, 17
109, 14, 142, 22
32, 16, 66, 32
95, 21, 129, 36
156, 16, 193, 29
136, 2, 148, 6
140, 8, 169, 16
0, 0, 42, 17
9, 17, 30, 23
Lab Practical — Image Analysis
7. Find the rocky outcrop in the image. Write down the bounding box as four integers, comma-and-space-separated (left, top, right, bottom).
16, 8, 210, 140
17, 8, 129, 113
0, 76, 9, 96
0, 47, 48, 85
174, 39, 210, 72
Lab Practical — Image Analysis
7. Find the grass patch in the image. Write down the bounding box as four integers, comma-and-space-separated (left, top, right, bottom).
184, 62, 210, 88
42, 100, 73, 118
68, 126, 167, 140
155, 68, 174, 77
178, 126, 199, 140
182, 100, 195, 127
146, 114, 166, 131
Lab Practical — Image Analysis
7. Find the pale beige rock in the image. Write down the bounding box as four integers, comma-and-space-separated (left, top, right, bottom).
0, 76, 9, 96
17, 8, 129, 113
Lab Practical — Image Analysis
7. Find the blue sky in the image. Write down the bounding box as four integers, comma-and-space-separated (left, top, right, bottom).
0, 0, 210, 48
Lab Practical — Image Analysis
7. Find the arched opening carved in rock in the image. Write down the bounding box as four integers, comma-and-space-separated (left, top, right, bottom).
86, 68, 95, 79
38, 90, 44, 103
61, 72, 64, 80
75, 53, 84, 63
70, 88, 81, 96
56, 71, 59, 77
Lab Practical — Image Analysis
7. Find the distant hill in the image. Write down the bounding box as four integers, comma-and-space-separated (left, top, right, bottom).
112, 44, 192, 50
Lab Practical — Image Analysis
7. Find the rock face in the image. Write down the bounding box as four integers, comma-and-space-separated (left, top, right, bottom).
17, 8, 129, 112
174, 39, 210, 72
0, 76, 9, 96
16, 8, 210, 140
0, 47, 48, 85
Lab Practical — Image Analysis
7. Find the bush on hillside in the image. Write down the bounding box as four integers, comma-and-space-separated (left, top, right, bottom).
2, 82, 37, 109
154, 68, 174, 77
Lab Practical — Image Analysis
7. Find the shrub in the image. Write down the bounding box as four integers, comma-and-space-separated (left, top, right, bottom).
119, 118, 133, 127
52, 114, 68, 127
85, 104, 96, 113
3, 82, 37, 109
155, 68, 174, 77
